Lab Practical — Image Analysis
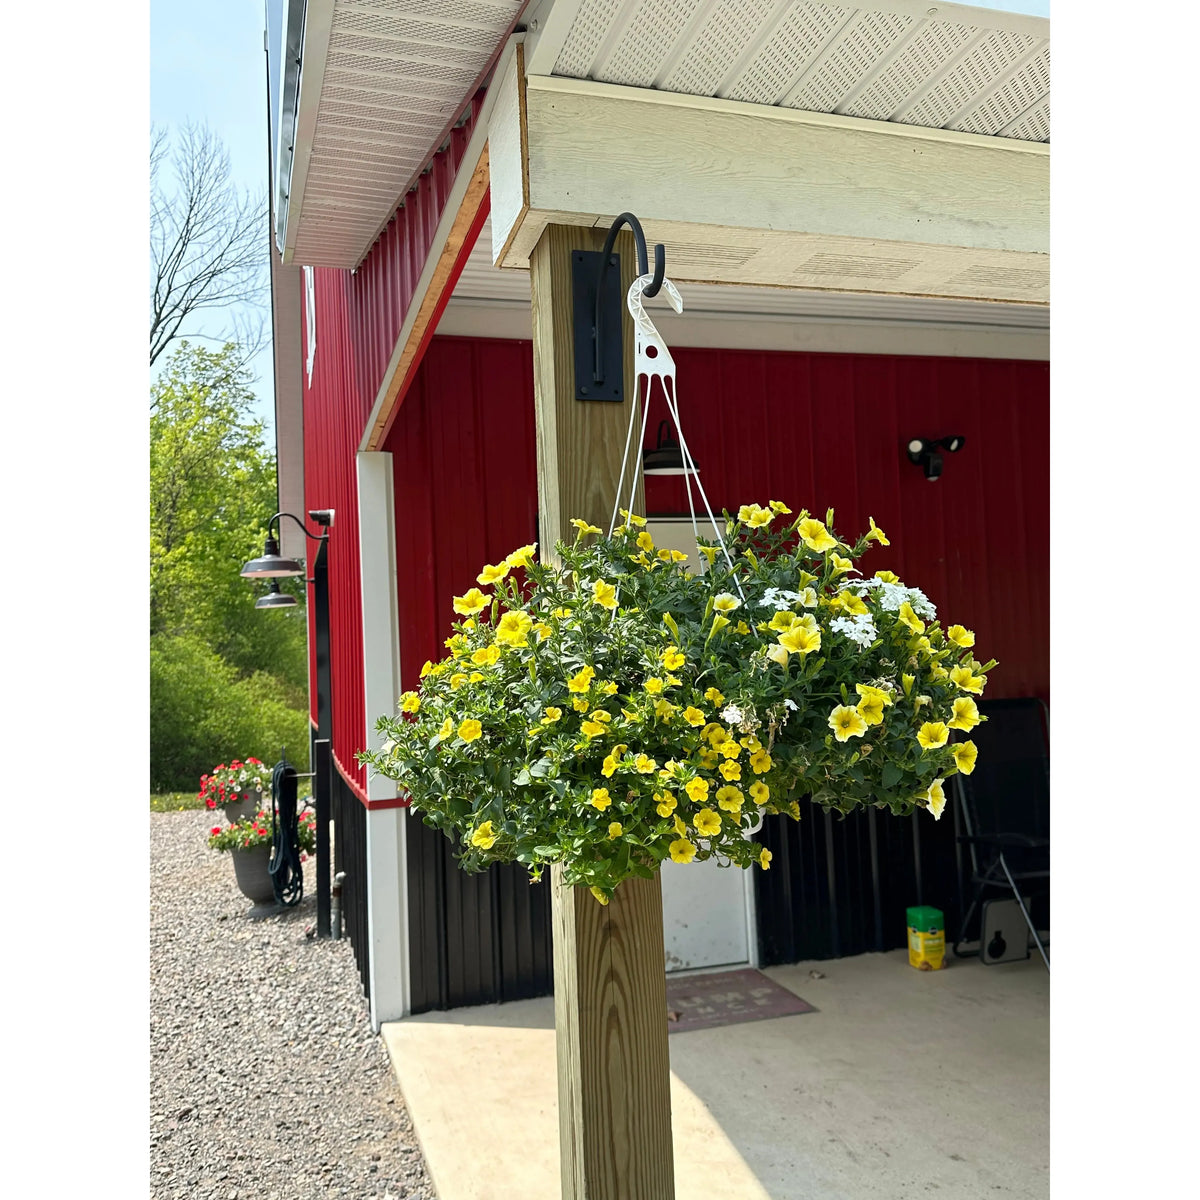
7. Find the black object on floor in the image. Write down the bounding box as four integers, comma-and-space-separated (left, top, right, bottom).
666, 967, 816, 1033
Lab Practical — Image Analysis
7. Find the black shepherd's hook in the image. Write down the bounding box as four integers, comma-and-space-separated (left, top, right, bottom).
593, 212, 665, 385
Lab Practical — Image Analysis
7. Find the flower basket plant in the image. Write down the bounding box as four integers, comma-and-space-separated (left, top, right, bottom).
360, 504, 994, 905
199, 758, 268, 811
207, 808, 316, 855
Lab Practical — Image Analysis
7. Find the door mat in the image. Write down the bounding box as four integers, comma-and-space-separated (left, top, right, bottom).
666, 967, 817, 1034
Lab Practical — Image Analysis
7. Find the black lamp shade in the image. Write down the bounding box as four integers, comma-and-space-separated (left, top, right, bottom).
256, 581, 298, 609
643, 421, 698, 476
241, 535, 304, 578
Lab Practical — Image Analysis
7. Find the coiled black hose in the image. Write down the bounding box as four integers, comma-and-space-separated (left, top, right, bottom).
270, 758, 304, 907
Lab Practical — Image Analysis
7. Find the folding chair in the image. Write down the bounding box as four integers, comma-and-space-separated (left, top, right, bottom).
952, 697, 1050, 971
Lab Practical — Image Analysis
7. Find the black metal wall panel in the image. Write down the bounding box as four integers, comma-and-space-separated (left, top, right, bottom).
406, 815, 555, 1014
754, 799, 963, 964
332, 770, 370, 997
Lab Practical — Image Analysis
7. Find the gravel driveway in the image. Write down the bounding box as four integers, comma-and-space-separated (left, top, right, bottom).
151, 808, 435, 1199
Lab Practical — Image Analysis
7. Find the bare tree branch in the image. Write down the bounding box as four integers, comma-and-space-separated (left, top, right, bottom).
149, 122, 270, 367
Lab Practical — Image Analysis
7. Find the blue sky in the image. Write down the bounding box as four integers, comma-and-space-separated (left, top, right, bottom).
151, 0, 275, 426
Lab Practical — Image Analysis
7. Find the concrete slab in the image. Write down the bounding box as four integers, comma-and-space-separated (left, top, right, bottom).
380, 950, 1048, 1199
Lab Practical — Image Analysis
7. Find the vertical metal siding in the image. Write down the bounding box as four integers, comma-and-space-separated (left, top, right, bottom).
348, 94, 485, 410
383, 335, 553, 1013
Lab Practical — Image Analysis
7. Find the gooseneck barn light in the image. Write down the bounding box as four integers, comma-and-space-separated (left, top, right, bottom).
255, 580, 298, 610
642, 420, 699, 476
906, 436, 966, 482
240, 509, 334, 578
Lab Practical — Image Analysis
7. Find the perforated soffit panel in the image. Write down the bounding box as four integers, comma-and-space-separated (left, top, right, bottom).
546, 0, 1049, 142
291, 0, 526, 268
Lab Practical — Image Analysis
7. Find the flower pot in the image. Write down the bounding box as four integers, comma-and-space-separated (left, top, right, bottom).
231, 842, 278, 915
222, 787, 265, 825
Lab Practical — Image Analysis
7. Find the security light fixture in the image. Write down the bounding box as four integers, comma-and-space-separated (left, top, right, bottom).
906, 436, 966, 482
642, 421, 699, 476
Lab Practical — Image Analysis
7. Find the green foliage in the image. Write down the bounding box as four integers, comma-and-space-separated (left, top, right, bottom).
361, 505, 992, 903
150, 341, 309, 791
150, 793, 208, 812
150, 634, 309, 792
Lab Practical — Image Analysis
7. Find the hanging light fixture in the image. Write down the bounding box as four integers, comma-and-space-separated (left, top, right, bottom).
255, 581, 298, 609
642, 420, 699, 476
240, 509, 334, 578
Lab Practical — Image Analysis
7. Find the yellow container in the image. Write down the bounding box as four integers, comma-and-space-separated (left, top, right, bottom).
906, 905, 946, 970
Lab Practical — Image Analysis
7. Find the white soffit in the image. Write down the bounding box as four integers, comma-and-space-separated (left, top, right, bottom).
450, 218, 1049, 329
287, 0, 526, 267
533, 0, 1049, 143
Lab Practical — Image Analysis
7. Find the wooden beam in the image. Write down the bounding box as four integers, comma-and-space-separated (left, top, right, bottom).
530, 222, 670, 1199
490, 72, 1049, 305
552, 867, 675, 1200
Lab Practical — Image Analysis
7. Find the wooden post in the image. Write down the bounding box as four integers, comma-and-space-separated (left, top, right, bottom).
530, 223, 674, 1200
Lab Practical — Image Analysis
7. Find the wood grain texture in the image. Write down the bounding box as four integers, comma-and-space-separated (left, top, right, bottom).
552, 866, 675, 1200
529, 223, 645, 555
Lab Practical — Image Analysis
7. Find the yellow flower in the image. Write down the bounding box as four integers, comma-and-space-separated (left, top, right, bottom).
572, 696, 590, 712
765, 643, 790, 667
736, 621, 751, 635
643, 677, 665, 696
607, 822, 624, 839
400, 691, 421, 714
698, 748, 719, 770
542, 706, 562, 724
856, 683, 893, 707
600, 756, 618, 778
698, 545, 719, 567
591, 710, 612, 724
420, 660, 434, 679
654, 791, 677, 817
469, 672, 485, 682
551, 606, 574, 620
702, 723, 728, 747
923, 778, 947, 820
693, 808, 722, 837
682, 706, 707, 727
654, 698, 678, 721
835, 590, 869, 616
704, 687, 725, 706
634, 753, 658, 774
504, 543, 537, 570
749, 749, 773, 775
533, 622, 552, 641
673, 814, 689, 836
436, 717, 454, 740
589, 788, 612, 810
717, 760, 740, 783
952, 740, 978, 775
589, 886, 610, 905
685, 777, 709, 803
948, 696, 981, 731
599, 681, 618, 696
949, 665, 986, 694
591, 579, 617, 609
769, 500, 792, 515
660, 646, 686, 671
470, 821, 497, 849
568, 666, 595, 693
658, 548, 688, 563
758, 847, 773, 870
897, 601, 925, 634
829, 705, 868, 742
659, 759, 683, 779
749, 781, 769, 804
718, 739, 741, 760
856, 693, 888, 726
570, 519, 601, 536
865, 517, 889, 545
740, 734, 762, 752
708, 614, 730, 637
947, 624, 975, 648
779, 625, 821, 656
629, 550, 651, 569
716, 785, 744, 812
830, 553, 856, 577
917, 721, 950, 750
458, 719, 483, 743
453, 588, 490, 616
787, 800, 801, 820
580, 720, 606, 738
450, 673, 469, 690
472, 645, 500, 666
713, 592, 741, 613
902, 672, 916, 696
476, 562, 509, 586
619, 508, 647, 527
636, 531, 655, 553
797, 517, 838, 553
669, 838, 697, 864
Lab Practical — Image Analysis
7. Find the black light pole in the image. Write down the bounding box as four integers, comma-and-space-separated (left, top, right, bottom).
242, 509, 335, 937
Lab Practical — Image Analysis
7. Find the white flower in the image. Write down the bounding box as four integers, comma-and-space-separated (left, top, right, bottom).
783, 699, 798, 711
721, 704, 746, 725
830, 614, 877, 649
758, 587, 806, 611
850, 579, 937, 621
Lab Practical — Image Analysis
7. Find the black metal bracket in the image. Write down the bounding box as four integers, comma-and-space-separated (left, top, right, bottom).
571, 212, 665, 403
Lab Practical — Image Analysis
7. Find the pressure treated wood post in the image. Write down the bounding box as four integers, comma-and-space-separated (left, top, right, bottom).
530, 224, 674, 1199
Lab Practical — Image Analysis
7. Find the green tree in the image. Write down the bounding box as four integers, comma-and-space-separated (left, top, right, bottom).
151, 341, 308, 790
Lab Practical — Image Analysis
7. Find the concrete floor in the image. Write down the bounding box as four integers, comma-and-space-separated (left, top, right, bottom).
380, 949, 1049, 1199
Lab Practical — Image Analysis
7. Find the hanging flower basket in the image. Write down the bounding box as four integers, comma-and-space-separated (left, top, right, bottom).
360, 504, 994, 905
198, 758, 268, 822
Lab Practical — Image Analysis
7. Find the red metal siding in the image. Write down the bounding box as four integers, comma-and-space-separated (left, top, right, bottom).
349, 94, 486, 409
302, 268, 369, 794
642, 350, 1050, 702
383, 336, 539, 691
